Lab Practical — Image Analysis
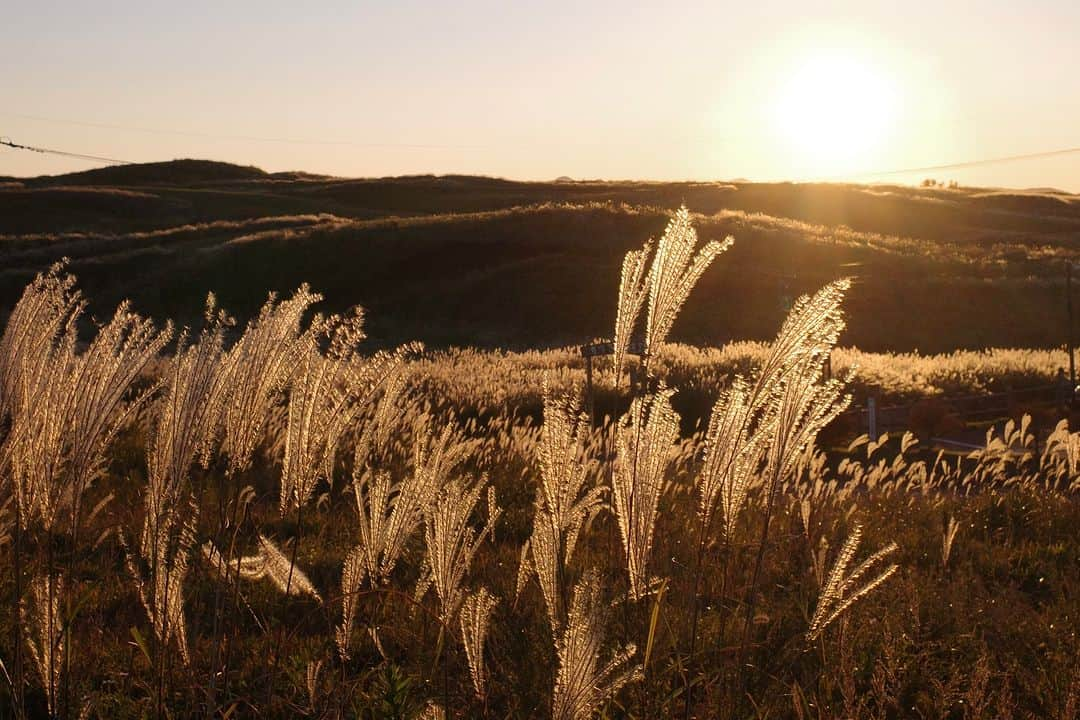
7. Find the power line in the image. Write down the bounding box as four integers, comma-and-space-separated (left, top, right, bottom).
1, 136, 132, 165
3, 112, 481, 150
7, 109, 1080, 182
849, 146, 1080, 179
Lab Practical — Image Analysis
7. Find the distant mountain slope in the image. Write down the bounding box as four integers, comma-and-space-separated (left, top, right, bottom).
4, 159, 1079, 238
1, 160, 1078, 352
25, 158, 268, 187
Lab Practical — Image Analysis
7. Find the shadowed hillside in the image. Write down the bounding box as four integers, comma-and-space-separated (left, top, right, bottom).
2, 159, 1078, 351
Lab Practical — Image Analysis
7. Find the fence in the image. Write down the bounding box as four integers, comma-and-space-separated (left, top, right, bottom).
838, 379, 1070, 436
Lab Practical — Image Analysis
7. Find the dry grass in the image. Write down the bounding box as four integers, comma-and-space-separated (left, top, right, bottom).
0, 208, 1078, 719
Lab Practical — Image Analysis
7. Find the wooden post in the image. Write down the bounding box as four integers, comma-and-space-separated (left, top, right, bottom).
579, 338, 644, 422
1058, 368, 1068, 415
867, 396, 877, 439
1068, 262, 1076, 404
584, 353, 595, 423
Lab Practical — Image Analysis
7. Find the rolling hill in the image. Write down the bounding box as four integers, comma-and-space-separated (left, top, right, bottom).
2, 159, 1078, 352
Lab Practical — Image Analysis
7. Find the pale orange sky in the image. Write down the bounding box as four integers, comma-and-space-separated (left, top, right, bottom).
3, 1, 1079, 191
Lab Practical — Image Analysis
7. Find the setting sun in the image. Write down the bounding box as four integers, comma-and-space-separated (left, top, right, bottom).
772, 50, 898, 176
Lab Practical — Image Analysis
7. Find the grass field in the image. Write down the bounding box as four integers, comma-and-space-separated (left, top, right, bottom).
2, 163, 1080, 719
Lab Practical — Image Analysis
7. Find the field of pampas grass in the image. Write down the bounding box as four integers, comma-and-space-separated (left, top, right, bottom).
2, 207, 1080, 719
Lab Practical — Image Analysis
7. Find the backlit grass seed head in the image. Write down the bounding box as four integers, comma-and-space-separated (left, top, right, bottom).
22, 572, 65, 717
257, 533, 322, 601
767, 370, 851, 493
123, 500, 198, 666
612, 388, 680, 600
807, 522, 899, 642
696, 377, 773, 540
3, 281, 170, 535
110, 309, 216, 671
141, 310, 229, 580
279, 347, 371, 515
423, 474, 501, 624
706, 279, 853, 518
340, 419, 468, 655
613, 206, 730, 378
643, 207, 732, 355
526, 384, 605, 629
552, 569, 641, 720
942, 515, 960, 570
353, 418, 467, 584
282, 312, 419, 516
459, 586, 498, 700
351, 469, 422, 587
352, 358, 413, 473
218, 285, 321, 477
761, 279, 851, 387
0, 261, 83, 424
145, 313, 228, 514
335, 543, 367, 660
613, 240, 652, 381
202, 534, 322, 602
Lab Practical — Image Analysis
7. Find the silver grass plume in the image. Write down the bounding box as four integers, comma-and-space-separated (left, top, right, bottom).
283, 330, 418, 657
807, 523, 898, 641
612, 208, 731, 380
218, 285, 321, 477
0, 262, 82, 424
22, 572, 65, 717
3, 285, 170, 534
64, 302, 172, 520
612, 240, 652, 382
696, 376, 774, 540
338, 419, 467, 658
696, 279, 851, 543
551, 569, 641, 720
202, 540, 265, 579
351, 356, 413, 474
127, 309, 228, 666
643, 207, 732, 356
423, 474, 501, 624
334, 341, 421, 475
459, 586, 498, 700
764, 283, 853, 490
525, 384, 605, 630
354, 419, 467, 583
612, 389, 680, 600
256, 534, 322, 600
122, 501, 198, 666
758, 279, 851, 400
280, 347, 347, 515
202, 534, 322, 602
144, 301, 230, 519
335, 545, 366, 660
281, 311, 418, 515
942, 515, 960, 571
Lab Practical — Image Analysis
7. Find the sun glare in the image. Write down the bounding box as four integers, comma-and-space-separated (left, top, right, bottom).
772, 51, 897, 177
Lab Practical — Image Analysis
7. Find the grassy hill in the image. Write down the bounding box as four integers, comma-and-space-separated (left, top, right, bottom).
2, 159, 1078, 351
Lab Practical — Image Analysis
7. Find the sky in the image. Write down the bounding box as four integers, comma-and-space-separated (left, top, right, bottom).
3, 0, 1079, 190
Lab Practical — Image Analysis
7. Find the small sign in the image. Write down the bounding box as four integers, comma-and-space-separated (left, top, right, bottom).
580, 339, 645, 358
581, 341, 615, 358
